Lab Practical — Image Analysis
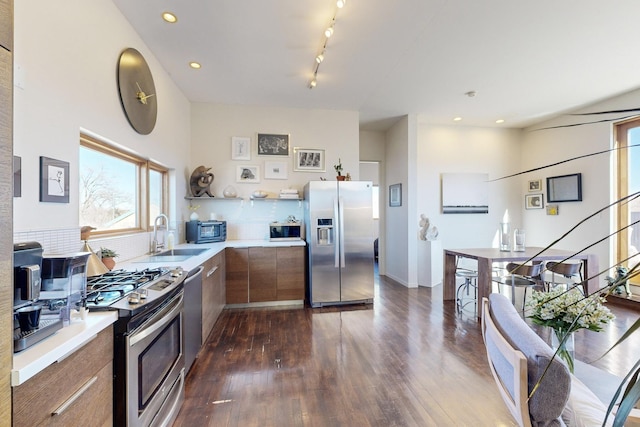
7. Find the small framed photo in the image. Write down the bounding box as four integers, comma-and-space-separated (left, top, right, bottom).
231, 136, 251, 161
264, 161, 288, 180
525, 193, 544, 210
236, 165, 260, 183
528, 179, 542, 192
293, 147, 325, 172
546, 204, 559, 215
40, 156, 69, 203
389, 183, 402, 207
257, 133, 290, 156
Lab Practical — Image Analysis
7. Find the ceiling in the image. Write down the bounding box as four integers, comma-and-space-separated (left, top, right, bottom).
112, 0, 640, 131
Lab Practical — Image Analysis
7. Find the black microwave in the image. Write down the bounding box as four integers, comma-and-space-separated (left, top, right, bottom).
186, 220, 227, 243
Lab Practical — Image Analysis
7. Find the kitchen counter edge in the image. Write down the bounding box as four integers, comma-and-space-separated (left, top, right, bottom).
120, 239, 307, 272
12, 311, 118, 386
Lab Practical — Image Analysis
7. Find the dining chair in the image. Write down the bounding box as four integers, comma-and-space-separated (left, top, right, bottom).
493, 262, 544, 311
543, 261, 584, 294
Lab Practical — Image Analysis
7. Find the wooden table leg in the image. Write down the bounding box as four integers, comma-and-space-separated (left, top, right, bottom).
477, 258, 492, 311
443, 252, 457, 301
584, 254, 599, 295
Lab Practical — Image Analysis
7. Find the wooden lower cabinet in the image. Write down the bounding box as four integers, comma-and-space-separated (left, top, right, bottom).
225, 246, 305, 304
225, 247, 249, 304
276, 246, 305, 300
12, 326, 113, 427
202, 250, 225, 342
249, 247, 277, 302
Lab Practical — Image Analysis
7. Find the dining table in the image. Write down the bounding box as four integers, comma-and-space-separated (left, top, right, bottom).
443, 247, 599, 317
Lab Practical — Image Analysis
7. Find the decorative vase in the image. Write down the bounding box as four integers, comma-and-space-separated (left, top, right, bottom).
190, 211, 199, 221
102, 257, 116, 270
551, 328, 575, 373
223, 185, 237, 198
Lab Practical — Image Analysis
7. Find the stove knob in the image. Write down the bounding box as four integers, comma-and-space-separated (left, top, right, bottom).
128, 292, 140, 304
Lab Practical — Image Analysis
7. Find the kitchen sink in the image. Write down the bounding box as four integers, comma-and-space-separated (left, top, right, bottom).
134, 248, 209, 263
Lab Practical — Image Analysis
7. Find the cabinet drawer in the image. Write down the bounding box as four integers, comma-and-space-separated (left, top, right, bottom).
13, 326, 113, 427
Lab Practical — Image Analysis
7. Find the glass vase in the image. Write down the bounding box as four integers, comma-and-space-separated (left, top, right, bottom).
499, 222, 511, 251
551, 328, 575, 373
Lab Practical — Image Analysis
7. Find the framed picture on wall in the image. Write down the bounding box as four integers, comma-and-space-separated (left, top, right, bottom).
264, 161, 288, 180
547, 173, 582, 202
293, 147, 325, 172
231, 136, 251, 160
257, 133, 290, 156
525, 193, 544, 210
40, 156, 69, 203
236, 165, 260, 183
528, 179, 542, 192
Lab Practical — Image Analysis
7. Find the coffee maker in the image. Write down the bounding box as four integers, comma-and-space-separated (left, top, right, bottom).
13, 242, 63, 352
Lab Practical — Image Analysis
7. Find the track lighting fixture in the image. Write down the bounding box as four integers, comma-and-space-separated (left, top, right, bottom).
308, 3, 345, 89
324, 25, 334, 38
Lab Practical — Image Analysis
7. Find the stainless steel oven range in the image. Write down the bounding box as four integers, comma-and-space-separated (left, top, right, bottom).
86, 267, 186, 427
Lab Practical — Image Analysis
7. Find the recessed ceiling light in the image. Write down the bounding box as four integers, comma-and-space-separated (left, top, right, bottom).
162, 12, 177, 23
495, 119, 505, 124
189, 62, 201, 69
453, 117, 462, 122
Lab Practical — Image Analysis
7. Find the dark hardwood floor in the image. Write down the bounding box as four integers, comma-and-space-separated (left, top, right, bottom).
173, 273, 640, 427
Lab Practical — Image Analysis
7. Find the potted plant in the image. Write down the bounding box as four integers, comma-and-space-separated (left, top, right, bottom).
334, 158, 344, 181
99, 247, 118, 270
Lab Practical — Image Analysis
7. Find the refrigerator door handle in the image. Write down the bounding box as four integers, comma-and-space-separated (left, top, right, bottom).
339, 197, 345, 268
334, 197, 340, 268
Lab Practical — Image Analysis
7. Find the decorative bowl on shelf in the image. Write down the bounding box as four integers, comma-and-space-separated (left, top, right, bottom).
251, 190, 268, 199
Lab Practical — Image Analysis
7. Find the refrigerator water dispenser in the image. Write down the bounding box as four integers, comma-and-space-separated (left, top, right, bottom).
317, 218, 334, 245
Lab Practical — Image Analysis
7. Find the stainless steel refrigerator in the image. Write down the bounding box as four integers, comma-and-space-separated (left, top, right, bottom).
304, 181, 374, 307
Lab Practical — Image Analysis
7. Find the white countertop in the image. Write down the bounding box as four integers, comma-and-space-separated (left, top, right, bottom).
12, 311, 118, 386
120, 239, 306, 272
12, 239, 305, 386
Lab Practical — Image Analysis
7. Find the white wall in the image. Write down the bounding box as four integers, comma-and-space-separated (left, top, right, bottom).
416, 124, 523, 252
13, 0, 191, 257
189, 103, 360, 238
520, 89, 640, 274
13, 0, 192, 227
385, 117, 411, 285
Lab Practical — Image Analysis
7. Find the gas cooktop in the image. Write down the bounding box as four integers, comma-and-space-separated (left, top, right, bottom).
86, 267, 175, 310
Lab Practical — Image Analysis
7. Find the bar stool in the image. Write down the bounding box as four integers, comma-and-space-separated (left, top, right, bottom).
456, 259, 478, 311
493, 262, 544, 312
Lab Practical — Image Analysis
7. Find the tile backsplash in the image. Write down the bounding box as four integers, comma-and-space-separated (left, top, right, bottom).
13, 199, 304, 262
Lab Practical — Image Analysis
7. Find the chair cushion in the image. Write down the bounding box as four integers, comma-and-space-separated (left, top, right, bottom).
562, 375, 613, 427
489, 293, 571, 426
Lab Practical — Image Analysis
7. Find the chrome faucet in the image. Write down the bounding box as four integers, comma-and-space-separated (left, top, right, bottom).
152, 214, 169, 253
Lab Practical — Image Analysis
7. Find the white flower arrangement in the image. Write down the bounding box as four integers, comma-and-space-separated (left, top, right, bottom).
526, 287, 615, 333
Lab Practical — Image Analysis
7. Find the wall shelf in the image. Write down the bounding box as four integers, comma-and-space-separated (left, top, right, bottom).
185, 196, 243, 201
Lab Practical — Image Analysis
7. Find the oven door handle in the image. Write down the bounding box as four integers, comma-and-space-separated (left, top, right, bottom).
129, 292, 183, 347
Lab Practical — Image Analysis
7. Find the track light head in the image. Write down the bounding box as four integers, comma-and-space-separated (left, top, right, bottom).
325, 26, 334, 38
337, 0, 346, 8
316, 53, 324, 64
